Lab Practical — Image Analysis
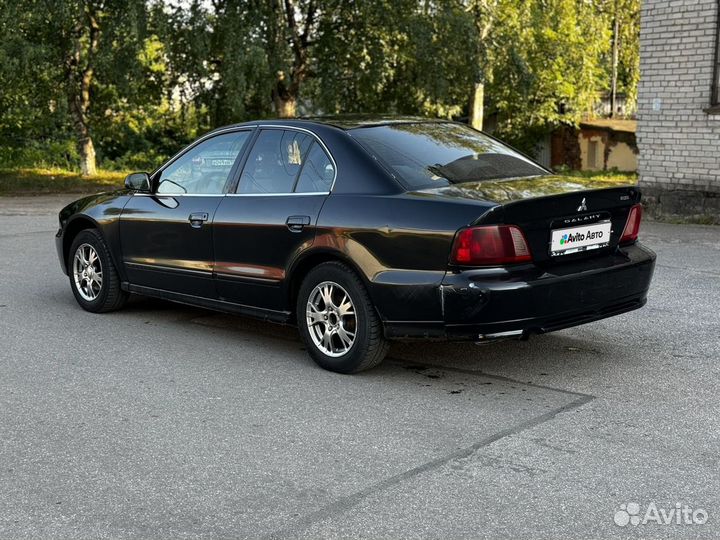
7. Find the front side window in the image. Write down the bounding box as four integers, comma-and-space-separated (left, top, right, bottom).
156, 131, 251, 195
350, 122, 546, 190
237, 129, 314, 194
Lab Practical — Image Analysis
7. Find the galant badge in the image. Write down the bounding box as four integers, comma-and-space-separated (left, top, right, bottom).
577, 197, 588, 212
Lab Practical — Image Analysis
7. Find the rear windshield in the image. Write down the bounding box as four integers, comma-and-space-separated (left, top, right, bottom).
350, 122, 546, 190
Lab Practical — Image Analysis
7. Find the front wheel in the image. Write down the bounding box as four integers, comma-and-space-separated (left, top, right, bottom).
297, 262, 389, 373
68, 229, 128, 313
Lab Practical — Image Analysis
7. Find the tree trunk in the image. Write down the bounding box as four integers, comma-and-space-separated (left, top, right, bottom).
272, 70, 298, 118
67, 86, 98, 177
275, 95, 297, 118
66, 6, 100, 177
79, 136, 97, 176
69, 84, 97, 176
267, 0, 313, 119
610, 0, 619, 118
469, 82, 485, 130
468, 1, 496, 131
69, 105, 97, 177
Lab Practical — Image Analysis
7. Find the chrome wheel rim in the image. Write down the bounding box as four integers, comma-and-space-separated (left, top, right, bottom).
73, 243, 103, 301
306, 281, 357, 357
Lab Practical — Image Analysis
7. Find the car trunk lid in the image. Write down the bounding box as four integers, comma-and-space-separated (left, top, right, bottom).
417, 175, 641, 264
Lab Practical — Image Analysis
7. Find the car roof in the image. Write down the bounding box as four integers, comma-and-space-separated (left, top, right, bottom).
210, 115, 451, 134
298, 115, 451, 130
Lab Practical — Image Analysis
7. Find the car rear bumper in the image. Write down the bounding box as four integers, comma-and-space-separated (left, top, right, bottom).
383, 242, 656, 341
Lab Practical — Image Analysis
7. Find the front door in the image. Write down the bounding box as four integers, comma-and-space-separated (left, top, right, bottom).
213, 128, 335, 312
119, 129, 253, 298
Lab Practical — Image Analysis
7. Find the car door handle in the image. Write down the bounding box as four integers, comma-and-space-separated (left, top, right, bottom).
188, 212, 209, 228
286, 215, 311, 232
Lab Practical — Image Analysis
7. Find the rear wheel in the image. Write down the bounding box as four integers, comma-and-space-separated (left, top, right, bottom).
68, 229, 128, 313
297, 262, 388, 373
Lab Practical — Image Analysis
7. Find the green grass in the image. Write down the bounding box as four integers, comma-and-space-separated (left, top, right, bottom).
560, 169, 638, 185
0, 167, 128, 196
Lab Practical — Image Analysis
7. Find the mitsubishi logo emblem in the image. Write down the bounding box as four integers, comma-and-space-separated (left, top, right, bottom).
577, 197, 588, 212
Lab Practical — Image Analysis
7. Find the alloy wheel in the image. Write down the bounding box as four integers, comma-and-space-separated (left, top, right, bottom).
73, 243, 103, 301
306, 281, 357, 357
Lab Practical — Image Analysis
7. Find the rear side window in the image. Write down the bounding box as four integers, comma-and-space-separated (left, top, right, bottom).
350, 122, 546, 190
295, 142, 335, 193
237, 129, 313, 194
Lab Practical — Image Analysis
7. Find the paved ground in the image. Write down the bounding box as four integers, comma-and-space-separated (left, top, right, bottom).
0, 195, 719, 539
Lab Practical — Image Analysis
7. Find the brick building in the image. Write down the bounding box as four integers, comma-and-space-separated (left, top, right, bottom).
638, 0, 720, 222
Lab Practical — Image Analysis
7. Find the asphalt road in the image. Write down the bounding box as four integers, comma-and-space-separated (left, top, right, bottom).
1, 195, 719, 539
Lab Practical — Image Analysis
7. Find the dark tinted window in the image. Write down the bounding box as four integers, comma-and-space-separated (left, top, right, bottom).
295, 142, 335, 193
237, 129, 313, 194
350, 122, 546, 190
157, 131, 250, 194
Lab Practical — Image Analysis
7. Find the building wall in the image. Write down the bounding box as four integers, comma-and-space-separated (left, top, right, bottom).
579, 130, 638, 172
638, 0, 720, 221
550, 125, 638, 172
580, 134, 605, 170
607, 141, 639, 171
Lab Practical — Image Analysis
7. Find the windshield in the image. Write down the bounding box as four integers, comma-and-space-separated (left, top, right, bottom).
350, 122, 546, 190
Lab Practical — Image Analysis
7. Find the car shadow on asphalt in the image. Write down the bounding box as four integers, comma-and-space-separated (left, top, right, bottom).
116, 296, 619, 391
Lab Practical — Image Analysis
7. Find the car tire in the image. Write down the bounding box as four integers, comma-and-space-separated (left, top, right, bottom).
297, 261, 389, 373
68, 229, 129, 313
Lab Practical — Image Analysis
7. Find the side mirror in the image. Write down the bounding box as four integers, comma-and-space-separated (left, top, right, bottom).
124, 172, 151, 192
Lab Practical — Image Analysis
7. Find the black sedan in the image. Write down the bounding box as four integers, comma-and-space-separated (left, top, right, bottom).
56, 117, 656, 373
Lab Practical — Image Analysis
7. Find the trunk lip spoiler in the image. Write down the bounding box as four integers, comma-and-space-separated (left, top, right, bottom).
413, 174, 640, 207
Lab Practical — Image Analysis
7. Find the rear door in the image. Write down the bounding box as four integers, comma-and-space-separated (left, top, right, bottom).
213, 127, 335, 311
119, 129, 253, 298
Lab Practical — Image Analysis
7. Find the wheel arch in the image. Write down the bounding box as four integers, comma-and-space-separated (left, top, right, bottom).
64, 215, 130, 286
63, 216, 100, 268
285, 249, 374, 322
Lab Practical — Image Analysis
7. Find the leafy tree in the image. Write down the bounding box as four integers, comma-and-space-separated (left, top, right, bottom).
0, 0, 637, 172
311, 0, 478, 118
311, 0, 416, 114
0, 1, 68, 143
0, 0, 149, 175
157, 0, 318, 124
399, 1, 479, 118
266, 0, 319, 117
486, 0, 611, 152
160, 1, 478, 121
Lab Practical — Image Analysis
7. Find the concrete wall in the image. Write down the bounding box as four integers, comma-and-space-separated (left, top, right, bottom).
638, 0, 720, 221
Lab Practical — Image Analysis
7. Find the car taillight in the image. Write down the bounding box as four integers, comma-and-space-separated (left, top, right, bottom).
450, 225, 532, 266
620, 204, 643, 245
